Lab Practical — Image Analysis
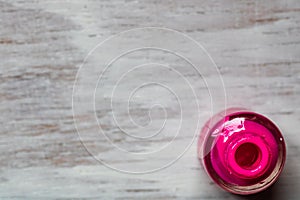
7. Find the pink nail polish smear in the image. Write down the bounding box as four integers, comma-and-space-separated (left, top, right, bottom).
198, 108, 286, 195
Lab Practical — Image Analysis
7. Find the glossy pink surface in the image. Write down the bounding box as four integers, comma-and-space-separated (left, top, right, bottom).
199, 109, 286, 195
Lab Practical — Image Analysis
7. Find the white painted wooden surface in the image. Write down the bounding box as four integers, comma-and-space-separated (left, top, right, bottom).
0, 0, 299, 199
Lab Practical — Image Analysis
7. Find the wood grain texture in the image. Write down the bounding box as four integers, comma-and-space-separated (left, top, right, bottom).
0, 0, 299, 199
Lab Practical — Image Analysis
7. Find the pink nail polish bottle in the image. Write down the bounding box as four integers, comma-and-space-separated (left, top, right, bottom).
198, 108, 286, 195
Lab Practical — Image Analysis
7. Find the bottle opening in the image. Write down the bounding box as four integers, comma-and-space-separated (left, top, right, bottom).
235, 142, 261, 169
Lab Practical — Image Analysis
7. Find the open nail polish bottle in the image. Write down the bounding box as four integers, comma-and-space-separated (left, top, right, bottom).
198, 108, 286, 195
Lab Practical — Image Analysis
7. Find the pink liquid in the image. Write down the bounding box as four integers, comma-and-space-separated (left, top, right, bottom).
198, 109, 286, 195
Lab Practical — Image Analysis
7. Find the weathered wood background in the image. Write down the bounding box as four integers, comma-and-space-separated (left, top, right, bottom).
0, 0, 299, 199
